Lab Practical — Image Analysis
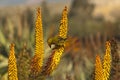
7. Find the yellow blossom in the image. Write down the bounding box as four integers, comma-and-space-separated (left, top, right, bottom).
95, 54, 104, 80
8, 43, 18, 80
103, 41, 111, 80
30, 8, 44, 76
42, 47, 64, 75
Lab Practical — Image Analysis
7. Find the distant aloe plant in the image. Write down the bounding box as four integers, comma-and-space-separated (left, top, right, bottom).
95, 41, 111, 80
95, 54, 104, 80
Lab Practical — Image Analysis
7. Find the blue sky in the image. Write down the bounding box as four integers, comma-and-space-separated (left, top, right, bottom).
0, 0, 26, 6
0, 0, 43, 6
0, 0, 71, 6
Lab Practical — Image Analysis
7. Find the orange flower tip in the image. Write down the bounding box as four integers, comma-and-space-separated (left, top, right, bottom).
10, 43, 15, 47
106, 41, 111, 46
96, 54, 100, 58
64, 6, 68, 11
37, 7, 41, 14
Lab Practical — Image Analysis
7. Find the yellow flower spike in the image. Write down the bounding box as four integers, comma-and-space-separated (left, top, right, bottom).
30, 8, 44, 76
35, 8, 44, 56
42, 47, 64, 75
59, 6, 68, 38
8, 43, 18, 80
103, 41, 111, 80
42, 6, 68, 76
95, 54, 104, 80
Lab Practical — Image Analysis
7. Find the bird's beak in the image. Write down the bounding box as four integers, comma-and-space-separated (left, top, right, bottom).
48, 43, 56, 49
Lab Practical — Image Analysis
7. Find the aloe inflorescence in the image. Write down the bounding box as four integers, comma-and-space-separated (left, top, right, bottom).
8, 44, 18, 80
95, 41, 112, 80
30, 8, 44, 78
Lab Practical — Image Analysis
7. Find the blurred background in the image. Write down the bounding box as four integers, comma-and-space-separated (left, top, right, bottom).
0, 0, 120, 80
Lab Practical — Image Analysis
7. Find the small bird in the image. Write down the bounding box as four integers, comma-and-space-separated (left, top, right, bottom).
47, 36, 67, 50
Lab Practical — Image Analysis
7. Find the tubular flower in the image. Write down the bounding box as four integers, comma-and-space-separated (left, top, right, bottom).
8, 43, 18, 80
30, 8, 44, 76
42, 47, 64, 75
59, 6, 68, 39
103, 41, 111, 80
95, 54, 104, 80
